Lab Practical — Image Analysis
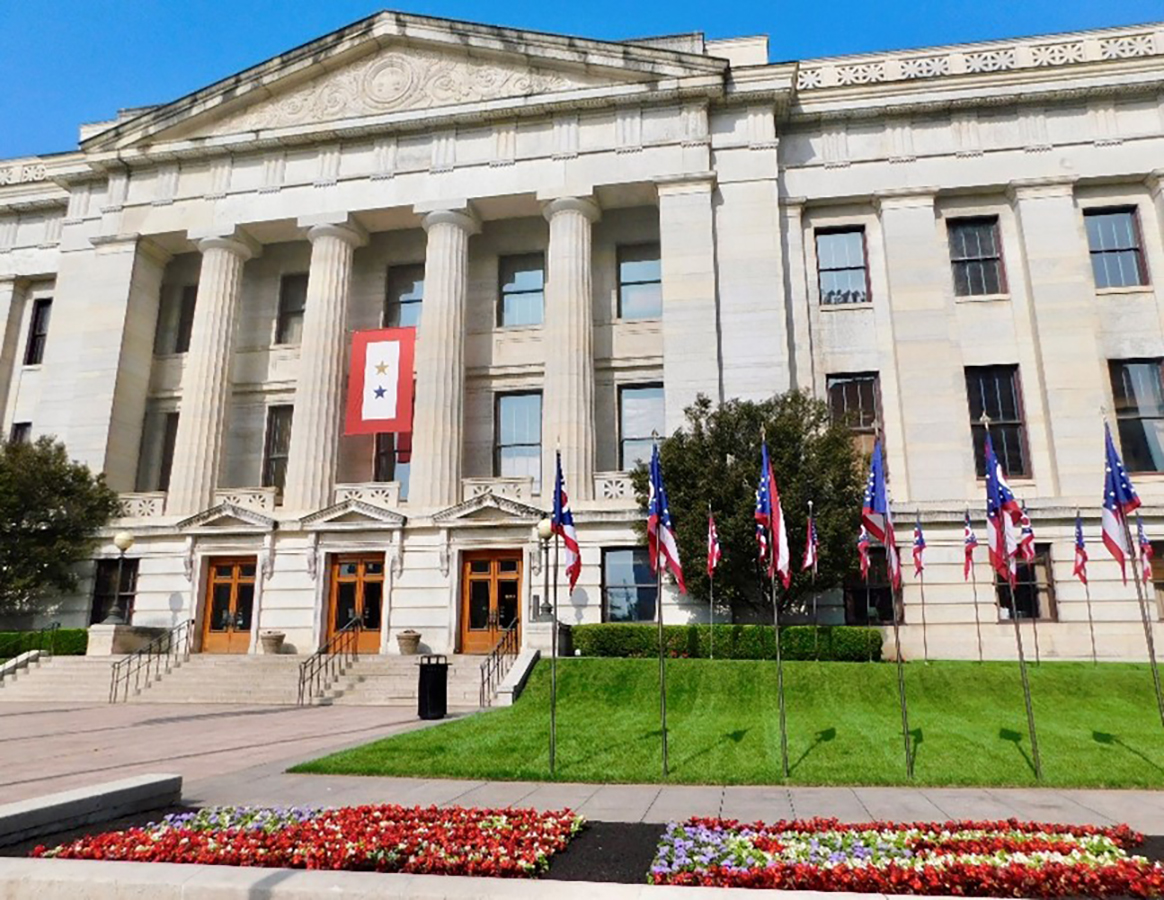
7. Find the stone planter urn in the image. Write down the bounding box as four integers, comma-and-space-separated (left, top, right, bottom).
259, 630, 286, 655
396, 630, 422, 656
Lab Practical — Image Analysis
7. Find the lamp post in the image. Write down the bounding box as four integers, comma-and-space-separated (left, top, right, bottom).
537, 517, 553, 619
103, 531, 135, 625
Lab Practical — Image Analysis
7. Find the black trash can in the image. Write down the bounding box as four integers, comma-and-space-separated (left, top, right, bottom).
417, 654, 449, 720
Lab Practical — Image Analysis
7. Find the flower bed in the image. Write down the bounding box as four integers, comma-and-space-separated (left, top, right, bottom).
652, 817, 1164, 897
33, 804, 583, 878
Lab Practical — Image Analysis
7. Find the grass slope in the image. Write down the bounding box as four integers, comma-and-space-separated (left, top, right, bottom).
293, 658, 1164, 788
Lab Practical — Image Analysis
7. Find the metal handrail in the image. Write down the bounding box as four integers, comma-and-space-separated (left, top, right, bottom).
479, 618, 520, 708
298, 618, 361, 706
109, 619, 194, 703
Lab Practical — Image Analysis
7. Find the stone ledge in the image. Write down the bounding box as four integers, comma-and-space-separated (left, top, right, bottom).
0, 774, 182, 847
0, 858, 908, 898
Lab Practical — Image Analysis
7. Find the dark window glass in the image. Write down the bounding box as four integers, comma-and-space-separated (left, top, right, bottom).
948, 217, 1006, 297
1110, 359, 1164, 473
157, 411, 180, 493
827, 373, 881, 460
174, 284, 198, 353
816, 229, 868, 305
384, 264, 424, 328
996, 544, 1056, 621
603, 548, 658, 623
966, 365, 1029, 478
1085, 208, 1148, 289
275, 273, 308, 344
8, 422, 31, 444
498, 254, 544, 327
1149, 542, 1164, 618
24, 298, 51, 365
262, 405, 294, 496
619, 384, 664, 470
618, 243, 662, 319
843, 549, 897, 625
495, 392, 542, 491
90, 558, 139, 625
373, 432, 411, 501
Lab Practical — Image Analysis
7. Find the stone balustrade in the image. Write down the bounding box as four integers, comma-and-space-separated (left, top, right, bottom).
463, 477, 535, 503
334, 482, 401, 508
213, 488, 277, 512
117, 492, 167, 518
593, 472, 634, 502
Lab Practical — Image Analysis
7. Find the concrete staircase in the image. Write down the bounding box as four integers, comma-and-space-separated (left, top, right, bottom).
316, 655, 483, 707
0, 655, 115, 703
127, 655, 305, 705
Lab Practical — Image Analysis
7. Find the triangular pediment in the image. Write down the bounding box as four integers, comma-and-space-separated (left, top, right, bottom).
302, 499, 406, 531
433, 491, 544, 524
177, 502, 277, 533
82, 12, 725, 151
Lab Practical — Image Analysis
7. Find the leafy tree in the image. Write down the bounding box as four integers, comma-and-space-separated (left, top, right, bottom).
631, 392, 865, 618
0, 437, 121, 615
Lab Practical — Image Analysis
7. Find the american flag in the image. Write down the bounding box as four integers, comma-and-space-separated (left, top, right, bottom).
755, 441, 791, 588
1073, 511, 1088, 585
550, 451, 581, 592
707, 512, 722, 579
1138, 515, 1154, 585
857, 525, 871, 581
1018, 502, 1036, 563
912, 514, 926, 578
983, 432, 1021, 586
648, 443, 686, 594
861, 440, 900, 589
1102, 422, 1140, 584
802, 505, 819, 575
963, 510, 979, 581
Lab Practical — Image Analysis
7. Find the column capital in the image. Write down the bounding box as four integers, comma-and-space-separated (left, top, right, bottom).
874, 186, 939, 213
419, 207, 480, 236
305, 221, 368, 248
542, 196, 601, 224
193, 228, 261, 261
655, 172, 716, 197
1006, 175, 1078, 204
1146, 169, 1164, 199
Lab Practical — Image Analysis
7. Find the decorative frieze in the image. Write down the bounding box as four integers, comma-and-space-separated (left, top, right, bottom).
1031, 41, 1085, 66
900, 55, 950, 79
213, 488, 277, 512
118, 492, 167, 518
206, 157, 232, 198
463, 477, 535, 502
594, 472, 633, 501
0, 162, 47, 185
490, 122, 516, 166
371, 136, 397, 179
964, 48, 1016, 73
152, 163, 179, 205
836, 61, 885, 85
1100, 33, 1155, 59
746, 106, 778, 150
334, 482, 401, 508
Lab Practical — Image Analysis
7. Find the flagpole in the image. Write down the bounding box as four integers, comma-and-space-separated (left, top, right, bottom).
918, 563, 929, 664
771, 566, 790, 779
1121, 515, 1164, 727
865, 581, 873, 663
891, 581, 914, 779
550, 528, 559, 776
969, 557, 984, 663
1078, 509, 1098, 667
708, 502, 715, 663
809, 500, 819, 661
653, 434, 669, 777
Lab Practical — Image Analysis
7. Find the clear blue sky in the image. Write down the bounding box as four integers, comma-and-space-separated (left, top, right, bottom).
1, 0, 1159, 159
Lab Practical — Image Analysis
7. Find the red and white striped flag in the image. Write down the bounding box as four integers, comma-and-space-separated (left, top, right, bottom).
707, 513, 722, 578
1138, 515, 1154, 585
802, 504, 818, 575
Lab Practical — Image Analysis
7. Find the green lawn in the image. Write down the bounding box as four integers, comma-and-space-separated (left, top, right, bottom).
292, 658, 1164, 788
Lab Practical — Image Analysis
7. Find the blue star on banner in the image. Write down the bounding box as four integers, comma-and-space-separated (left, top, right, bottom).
374, 386, 386, 399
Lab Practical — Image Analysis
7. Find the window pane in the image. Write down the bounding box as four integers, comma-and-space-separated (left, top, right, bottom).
816, 231, 864, 270
499, 394, 541, 444
234, 584, 254, 631
620, 386, 664, 469
619, 245, 661, 283
362, 582, 382, 629
499, 255, 545, 327
819, 269, 868, 305
619, 282, 663, 319
501, 292, 544, 327
174, 285, 198, 353
1086, 211, 1137, 252
1117, 418, 1164, 473
966, 367, 1027, 477
386, 265, 424, 328
157, 412, 180, 493
603, 548, 657, 623
469, 581, 491, 630
276, 274, 308, 344
25, 299, 51, 365
499, 446, 540, 480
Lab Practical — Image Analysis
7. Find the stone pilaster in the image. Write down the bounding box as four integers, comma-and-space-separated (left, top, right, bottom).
408, 207, 479, 510
166, 232, 259, 515
282, 218, 368, 512
0, 277, 24, 430
542, 196, 599, 500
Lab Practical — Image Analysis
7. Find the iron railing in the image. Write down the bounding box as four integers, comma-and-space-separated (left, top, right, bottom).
298, 618, 361, 706
479, 618, 520, 708
109, 619, 194, 703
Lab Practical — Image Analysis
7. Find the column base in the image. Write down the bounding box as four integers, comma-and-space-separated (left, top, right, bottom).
86, 624, 169, 656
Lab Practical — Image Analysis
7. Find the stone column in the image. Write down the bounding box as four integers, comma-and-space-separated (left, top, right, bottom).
408, 207, 479, 510
166, 231, 259, 515
282, 217, 368, 512
0, 277, 24, 429
542, 196, 599, 500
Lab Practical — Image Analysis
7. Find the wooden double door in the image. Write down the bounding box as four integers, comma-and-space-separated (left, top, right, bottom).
202, 557, 256, 654
327, 554, 384, 654
460, 550, 522, 654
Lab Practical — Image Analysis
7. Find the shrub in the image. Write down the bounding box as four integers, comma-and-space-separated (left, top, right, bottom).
0, 628, 88, 660
572, 623, 881, 662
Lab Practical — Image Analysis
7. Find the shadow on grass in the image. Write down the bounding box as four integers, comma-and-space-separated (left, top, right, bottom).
789, 727, 836, 775
675, 729, 752, 773
1093, 731, 1164, 774
908, 727, 924, 772
999, 727, 1036, 776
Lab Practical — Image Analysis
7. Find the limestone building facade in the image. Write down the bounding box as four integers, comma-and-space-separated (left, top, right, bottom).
3, 11, 1164, 660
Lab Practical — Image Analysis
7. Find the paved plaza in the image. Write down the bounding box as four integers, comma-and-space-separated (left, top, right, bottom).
3, 702, 1164, 833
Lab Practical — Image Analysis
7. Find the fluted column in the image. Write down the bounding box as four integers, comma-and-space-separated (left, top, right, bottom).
543, 197, 599, 500
283, 219, 368, 512
167, 232, 259, 515
409, 207, 479, 509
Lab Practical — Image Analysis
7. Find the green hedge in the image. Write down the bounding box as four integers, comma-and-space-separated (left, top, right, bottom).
573, 623, 882, 662
0, 628, 88, 660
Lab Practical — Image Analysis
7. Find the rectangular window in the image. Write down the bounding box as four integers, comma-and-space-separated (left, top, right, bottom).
996, 544, 1056, 621
173, 284, 198, 354
90, 558, 139, 625
619, 384, 664, 470
966, 365, 1029, 478
602, 547, 658, 623
618, 243, 662, 320
1085, 208, 1148, 289
494, 392, 542, 490
843, 549, 897, 625
948, 216, 1006, 297
373, 432, 411, 501
498, 254, 544, 327
384, 264, 424, 328
816, 228, 869, 305
8, 422, 31, 444
1110, 359, 1164, 473
24, 297, 52, 365
827, 373, 881, 459
262, 405, 294, 496
156, 411, 180, 493
1149, 541, 1164, 619
275, 273, 308, 344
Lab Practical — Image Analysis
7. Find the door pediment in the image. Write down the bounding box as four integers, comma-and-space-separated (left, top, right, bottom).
177, 502, 277, 535
302, 499, 407, 531
433, 491, 543, 526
